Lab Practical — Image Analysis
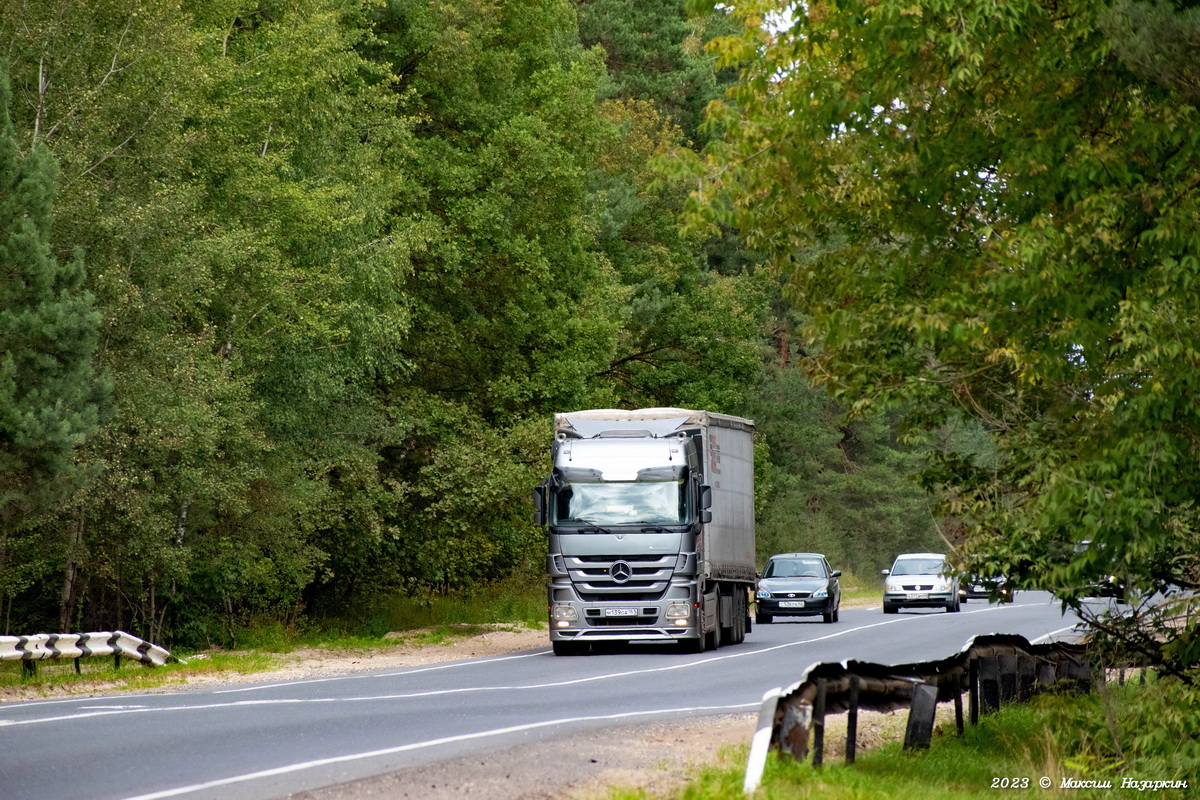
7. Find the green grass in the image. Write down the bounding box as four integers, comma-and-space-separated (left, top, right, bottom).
597, 677, 1197, 800
254, 573, 548, 651
0, 650, 275, 695
1, 576, 549, 695
835, 573, 881, 607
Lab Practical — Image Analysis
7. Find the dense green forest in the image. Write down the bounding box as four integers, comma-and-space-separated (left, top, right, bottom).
0, 0, 942, 645
683, 0, 1199, 680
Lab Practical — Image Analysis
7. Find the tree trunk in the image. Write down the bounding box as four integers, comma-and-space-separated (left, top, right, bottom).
58, 506, 87, 631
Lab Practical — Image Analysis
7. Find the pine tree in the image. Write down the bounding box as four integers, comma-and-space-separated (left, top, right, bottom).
0, 64, 107, 623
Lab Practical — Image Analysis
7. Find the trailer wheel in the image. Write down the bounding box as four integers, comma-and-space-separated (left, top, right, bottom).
730, 591, 746, 644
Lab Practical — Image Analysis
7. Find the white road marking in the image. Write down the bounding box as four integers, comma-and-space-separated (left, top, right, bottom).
118, 702, 760, 800
1, 602, 1037, 728
214, 649, 549, 694
1030, 625, 1080, 644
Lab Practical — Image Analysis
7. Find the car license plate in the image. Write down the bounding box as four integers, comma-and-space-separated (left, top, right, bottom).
779, 600, 805, 608
909, 593, 928, 600
605, 608, 638, 617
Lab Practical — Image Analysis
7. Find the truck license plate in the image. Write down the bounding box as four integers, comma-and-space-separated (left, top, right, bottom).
779, 601, 805, 608
605, 608, 638, 617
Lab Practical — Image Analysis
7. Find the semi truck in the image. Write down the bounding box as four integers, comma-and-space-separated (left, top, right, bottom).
533, 408, 756, 655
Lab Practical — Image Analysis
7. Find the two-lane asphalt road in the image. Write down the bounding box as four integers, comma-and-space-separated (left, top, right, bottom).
0, 591, 1081, 800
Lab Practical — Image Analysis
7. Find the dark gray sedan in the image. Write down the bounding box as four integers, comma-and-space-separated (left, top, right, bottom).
754, 552, 842, 624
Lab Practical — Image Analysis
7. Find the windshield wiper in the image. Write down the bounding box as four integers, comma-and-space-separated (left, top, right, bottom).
639, 525, 675, 532
577, 525, 612, 534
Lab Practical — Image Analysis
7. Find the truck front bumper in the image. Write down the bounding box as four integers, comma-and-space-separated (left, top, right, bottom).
548, 596, 700, 643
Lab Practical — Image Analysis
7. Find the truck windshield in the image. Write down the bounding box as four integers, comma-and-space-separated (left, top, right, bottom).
552, 480, 686, 526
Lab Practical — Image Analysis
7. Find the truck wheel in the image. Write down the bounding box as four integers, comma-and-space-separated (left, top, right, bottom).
552, 640, 585, 656
705, 614, 721, 651
755, 612, 772, 625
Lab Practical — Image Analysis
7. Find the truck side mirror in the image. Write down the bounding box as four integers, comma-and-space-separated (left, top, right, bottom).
532, 483, 546, 527
697, 483, 712, 524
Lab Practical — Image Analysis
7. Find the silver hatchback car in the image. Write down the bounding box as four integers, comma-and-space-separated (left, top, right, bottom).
882, 553, 961, 613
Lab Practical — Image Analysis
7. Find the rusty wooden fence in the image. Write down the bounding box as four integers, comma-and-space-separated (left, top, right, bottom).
743, 633, 1091, 794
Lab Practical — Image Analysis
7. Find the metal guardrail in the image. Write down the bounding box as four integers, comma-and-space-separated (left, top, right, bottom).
743, 633, 1092, 794
0, 631, 172, 675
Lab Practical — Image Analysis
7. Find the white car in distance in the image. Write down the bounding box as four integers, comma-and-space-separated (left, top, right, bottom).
882, 553, 961, 614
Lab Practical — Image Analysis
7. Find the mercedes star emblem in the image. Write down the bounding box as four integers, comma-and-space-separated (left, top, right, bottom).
610, 561, 633, 583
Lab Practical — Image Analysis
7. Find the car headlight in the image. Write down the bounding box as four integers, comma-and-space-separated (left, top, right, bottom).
812, 588, 828, 598
756, 589, 770, 599
935, 582, 949, 593
885, 581, 899, 592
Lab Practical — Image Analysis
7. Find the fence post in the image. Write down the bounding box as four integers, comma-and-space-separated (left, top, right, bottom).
903, 683, 938, 750
979, 656, 1001, 714
21, 659, 37, 677
1036, 658, 1056, 692
812, 677, 827, 768
846, 675, 859, 765
743, 687, 781, 796
779, 697, 812, 761
999, 653, 1018, 705
954, 686, 964, 735
1017, 654, 1034, 702
968, 656, 979, 725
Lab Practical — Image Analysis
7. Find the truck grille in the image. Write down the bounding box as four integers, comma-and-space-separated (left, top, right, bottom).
565, 554, 675, 600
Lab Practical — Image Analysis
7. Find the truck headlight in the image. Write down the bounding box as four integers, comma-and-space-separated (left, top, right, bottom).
665, 603, 691, 619
551, 604, 578, 622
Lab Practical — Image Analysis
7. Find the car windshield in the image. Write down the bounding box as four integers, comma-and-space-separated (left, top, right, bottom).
891, 558, 947, 576
764, 559, 826, 578
551, 480, 686, 526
